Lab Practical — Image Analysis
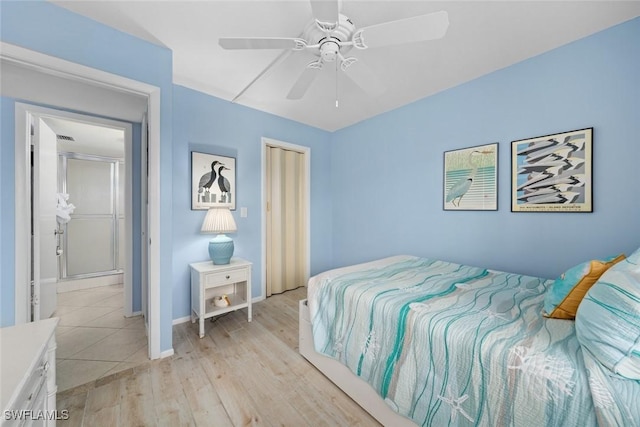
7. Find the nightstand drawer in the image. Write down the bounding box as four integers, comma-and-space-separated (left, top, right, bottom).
205, 269, 248, 287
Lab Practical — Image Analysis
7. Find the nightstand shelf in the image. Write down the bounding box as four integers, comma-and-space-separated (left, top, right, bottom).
190, 257, 252, 338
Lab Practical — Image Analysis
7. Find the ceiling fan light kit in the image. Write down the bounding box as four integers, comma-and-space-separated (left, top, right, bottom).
218, 0, 449, 103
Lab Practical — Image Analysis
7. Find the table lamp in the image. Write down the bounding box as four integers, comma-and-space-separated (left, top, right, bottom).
201, 207, 237, 264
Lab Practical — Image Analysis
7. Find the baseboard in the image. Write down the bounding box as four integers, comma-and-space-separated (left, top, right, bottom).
57, 274, 123, 293
173, 298, 262, 325
172, 316, 192, 326
160, 348, 174, 359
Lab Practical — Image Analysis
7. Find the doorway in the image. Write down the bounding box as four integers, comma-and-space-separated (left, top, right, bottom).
262, 138, 311, 298
21, 106, 134, 321
20, 106, 148, 391
5, 41, 163, 359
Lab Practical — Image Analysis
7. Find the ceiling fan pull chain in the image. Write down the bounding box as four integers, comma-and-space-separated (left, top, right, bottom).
335, 60, 339, 108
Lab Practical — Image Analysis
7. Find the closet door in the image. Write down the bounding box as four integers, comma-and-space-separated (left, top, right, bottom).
266, 146, 307, 296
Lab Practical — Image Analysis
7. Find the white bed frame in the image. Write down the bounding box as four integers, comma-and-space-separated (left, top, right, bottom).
299, 300, 418, 427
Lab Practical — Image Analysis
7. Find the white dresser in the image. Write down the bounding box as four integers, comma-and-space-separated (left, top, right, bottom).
1, 318, 59, 426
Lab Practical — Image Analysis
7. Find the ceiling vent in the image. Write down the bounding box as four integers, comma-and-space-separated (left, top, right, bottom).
56, 134, 75, 142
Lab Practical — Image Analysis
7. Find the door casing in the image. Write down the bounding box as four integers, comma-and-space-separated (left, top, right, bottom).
5, 41, 164, 359
20, 106, 133, 321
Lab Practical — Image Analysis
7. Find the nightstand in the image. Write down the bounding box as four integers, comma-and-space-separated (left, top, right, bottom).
190, 257, 252, 338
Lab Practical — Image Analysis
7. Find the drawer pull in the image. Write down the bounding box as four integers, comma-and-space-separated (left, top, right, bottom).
36, 361, 50, 374
226, 275, 230, 279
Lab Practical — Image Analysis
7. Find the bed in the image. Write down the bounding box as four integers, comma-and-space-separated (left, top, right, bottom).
299, 254, 640, 426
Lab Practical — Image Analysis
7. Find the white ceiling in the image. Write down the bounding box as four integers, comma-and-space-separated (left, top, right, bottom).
43, 116, 125, 159
50, 1, 640, 131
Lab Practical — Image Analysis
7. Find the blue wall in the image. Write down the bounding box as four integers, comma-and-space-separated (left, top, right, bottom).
171, 86, 332, 320
1, 2, 638, 352
1, 98, 15, 326
0, 98, 6, 325
331, 17, 640, 279
0, 1, 175, 352
0, 1, 333, 346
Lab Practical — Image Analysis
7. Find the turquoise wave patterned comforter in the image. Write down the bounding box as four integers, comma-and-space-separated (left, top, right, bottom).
308, 255, 640, 426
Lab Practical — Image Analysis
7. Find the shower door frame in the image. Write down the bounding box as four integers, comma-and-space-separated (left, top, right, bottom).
58, 152, 125, 281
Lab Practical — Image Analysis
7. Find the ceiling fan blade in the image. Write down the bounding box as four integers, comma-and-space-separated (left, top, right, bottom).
310, 0, 339, 25
287, 61, 323, 100
341, 57, 385, 98
219, 37, 307, 50
354, 11, 449, 49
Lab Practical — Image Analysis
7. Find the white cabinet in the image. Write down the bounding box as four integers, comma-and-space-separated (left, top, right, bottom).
1, 318, 59, 426
190, 257, 252, 338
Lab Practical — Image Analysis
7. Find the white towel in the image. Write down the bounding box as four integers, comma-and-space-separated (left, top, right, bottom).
56, 193, 76, 224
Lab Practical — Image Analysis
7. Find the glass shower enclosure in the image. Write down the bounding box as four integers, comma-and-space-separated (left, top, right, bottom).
58, 153, 124, 280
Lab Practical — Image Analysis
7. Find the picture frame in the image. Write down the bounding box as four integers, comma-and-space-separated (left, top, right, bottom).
511, 128, 592, 213
191, 151, 236, 210
443, 143, 498, 211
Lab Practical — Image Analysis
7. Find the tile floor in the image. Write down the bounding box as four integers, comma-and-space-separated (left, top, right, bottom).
54, 284, 148, 392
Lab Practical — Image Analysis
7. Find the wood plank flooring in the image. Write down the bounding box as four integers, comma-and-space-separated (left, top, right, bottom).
56, 287, 381, 426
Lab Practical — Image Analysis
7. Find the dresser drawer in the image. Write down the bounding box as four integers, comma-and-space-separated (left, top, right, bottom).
1, 318, 58, 427
204, 269, 248, 287
10, 357, 48, 422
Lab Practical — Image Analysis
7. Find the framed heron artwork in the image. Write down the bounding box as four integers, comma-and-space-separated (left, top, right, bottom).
443, 143, 498, 211
511, 128, 592, 212
191, 151, 236, 210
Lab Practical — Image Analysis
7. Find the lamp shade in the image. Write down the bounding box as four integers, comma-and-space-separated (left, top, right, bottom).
201, 207, 237, 234
201, 208, 237, 264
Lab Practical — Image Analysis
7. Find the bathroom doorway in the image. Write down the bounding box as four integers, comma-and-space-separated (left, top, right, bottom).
51, 117, 127, 293
25, 107, 149, 390
22, 105, 136, 321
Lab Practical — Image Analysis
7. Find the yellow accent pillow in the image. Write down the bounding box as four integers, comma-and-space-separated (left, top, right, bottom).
543, 254, 625, 319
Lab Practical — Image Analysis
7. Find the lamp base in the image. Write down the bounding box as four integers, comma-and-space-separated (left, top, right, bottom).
209, 234, 234, 265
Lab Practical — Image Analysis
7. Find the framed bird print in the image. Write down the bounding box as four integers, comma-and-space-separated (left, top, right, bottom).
511, 128, 592, 212
191, 151, 236, 210
443, 143, 498, 211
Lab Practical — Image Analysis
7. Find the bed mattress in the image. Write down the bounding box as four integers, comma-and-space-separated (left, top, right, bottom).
307, 255, 633, 426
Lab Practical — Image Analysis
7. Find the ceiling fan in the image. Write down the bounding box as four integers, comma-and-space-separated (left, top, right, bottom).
219, 0, 449, 102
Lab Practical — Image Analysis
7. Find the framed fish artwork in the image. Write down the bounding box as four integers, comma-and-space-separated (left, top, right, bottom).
511, 128, 592, 213
191, 151, 236, 210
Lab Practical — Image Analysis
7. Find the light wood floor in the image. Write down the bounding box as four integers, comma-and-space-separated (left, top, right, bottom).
57, 287, 381, 426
